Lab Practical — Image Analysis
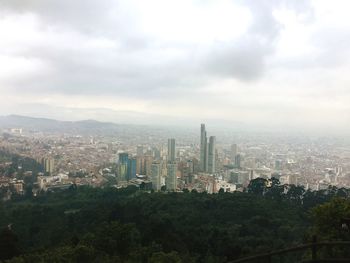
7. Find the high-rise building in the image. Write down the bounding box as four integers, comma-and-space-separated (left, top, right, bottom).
167, 138, 176, 162
119, 153, 129, 164
136, 145, 144, 156
166, 163, 177, 191
42, 157, 55, 175
231, 144, 238, 161
128, 157, 137, 180
152, 147, 161, 160
151, 161, 162, 191
118, 153, 129, 181
136, 156, 143, 175
166, 138, 177, 191
118, 163, 128, 181
143, 155, 153, 176
200, 124, 207, 172
208, 136, 216, 173
235, 154, 241, 169
200, 124, 216, 173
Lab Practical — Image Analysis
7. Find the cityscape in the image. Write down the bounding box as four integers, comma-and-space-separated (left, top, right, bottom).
1, 0, 350, 262
1, 116, 350, 200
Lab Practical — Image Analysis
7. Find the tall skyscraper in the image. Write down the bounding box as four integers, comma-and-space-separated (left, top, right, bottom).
136, 145, 144, 156
143, 155, 153, 176
208, 136, 216, 173
166, 163, 177, 191
231, 144, 238, 161
200, 124, 207, 172
128, 157, 137, 180
152, 147, 161, 160
166, 138, 177, 191
167, 138, 176, 162
151, 161, 162, 191
42, 157, 55, 175
235, 154, 241, 169
119, 152, 129, 164
118, 153, 129, 181
136, 156, 143, 175
200, 124, 216, 173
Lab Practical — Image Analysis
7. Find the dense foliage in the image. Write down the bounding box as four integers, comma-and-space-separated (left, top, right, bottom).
0, 178, 349, 262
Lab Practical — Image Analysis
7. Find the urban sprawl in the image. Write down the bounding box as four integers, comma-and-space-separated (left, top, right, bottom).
1, 123, 350, 200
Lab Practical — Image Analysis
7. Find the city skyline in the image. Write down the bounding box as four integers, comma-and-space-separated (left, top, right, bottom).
1, 1, 350, 261
0, 1, 350, 134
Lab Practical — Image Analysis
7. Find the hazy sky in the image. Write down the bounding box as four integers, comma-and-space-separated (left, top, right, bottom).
0, 0, 350, 132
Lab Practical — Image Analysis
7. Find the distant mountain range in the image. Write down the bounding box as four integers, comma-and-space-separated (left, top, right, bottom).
0, 115, 198, 138
0, 115, 136, 135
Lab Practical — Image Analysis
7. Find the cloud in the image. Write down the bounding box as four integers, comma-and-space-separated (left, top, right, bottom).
2, 0, 350, 134
0, 0, 314, 95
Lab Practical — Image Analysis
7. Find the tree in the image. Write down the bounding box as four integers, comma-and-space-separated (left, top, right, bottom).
0, 227, 20, 261
218, 188, 225, 194
311, 198, 350, 241
286, 185, 305, 204
247, 178, 268, 195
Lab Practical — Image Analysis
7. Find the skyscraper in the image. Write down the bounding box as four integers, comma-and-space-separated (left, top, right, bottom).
128, 157, 137, 180
167, 138, 176, 162
166, 138, 177, 191
136, 156, 143, 175
119, 152, 129, 164
235, 154, 241, 169
151, 161, 162, 191
152, 147, 161, 160
200, 124, 207, 172
143, 155, 153, 176
118, 153, 129, 181
42, 157, 55, 175
136, 145, 144, 156
231, 144, 238, 161
200, 124, 216, 173
208, 136, 216, 173
166, 163, 177, 191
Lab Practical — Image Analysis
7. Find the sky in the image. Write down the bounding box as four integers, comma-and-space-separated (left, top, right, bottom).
0, 0, 350, 133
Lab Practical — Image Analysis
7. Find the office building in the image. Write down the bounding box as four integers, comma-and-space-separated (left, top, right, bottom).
118, 153, 129, 181
167, 138, 176, 162
208, 136, 216, 173
119, 152, 129, 164
231, 144, 238, 161
42, 157, 55, 175
136, 145, 144, 156
128, 157, 137, 180
200, 124, 216, 173
200, 124, 207, 172
143, 155, 153, 176
166, 163, 177, 191
235, 154, 241, 169
151, 161, 162, 191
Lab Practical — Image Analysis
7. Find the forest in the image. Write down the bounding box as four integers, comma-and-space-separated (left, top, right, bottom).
0, 178, 349, 262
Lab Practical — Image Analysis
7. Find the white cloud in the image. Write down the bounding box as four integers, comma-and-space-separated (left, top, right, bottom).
0, 0, 349, 133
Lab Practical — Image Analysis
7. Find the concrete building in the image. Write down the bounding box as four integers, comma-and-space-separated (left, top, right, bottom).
136, 145, 144, 156
208, 136, 216, 173
231, 144, 238, 162
128, 157, 137, 180
200, 124, 207, 172
166, 162, 177, 191
200, 124, 216, 173
151, 161, 162, 191
167, 138, 176, 162
42, 157, 55, 175
118, 153, 129, 181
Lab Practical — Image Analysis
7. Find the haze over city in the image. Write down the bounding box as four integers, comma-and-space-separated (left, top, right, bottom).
0, 0, 349, 134
3, 1, 350, 262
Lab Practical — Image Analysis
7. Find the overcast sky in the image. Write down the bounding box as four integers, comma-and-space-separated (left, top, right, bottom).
0, 0, 350, 133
